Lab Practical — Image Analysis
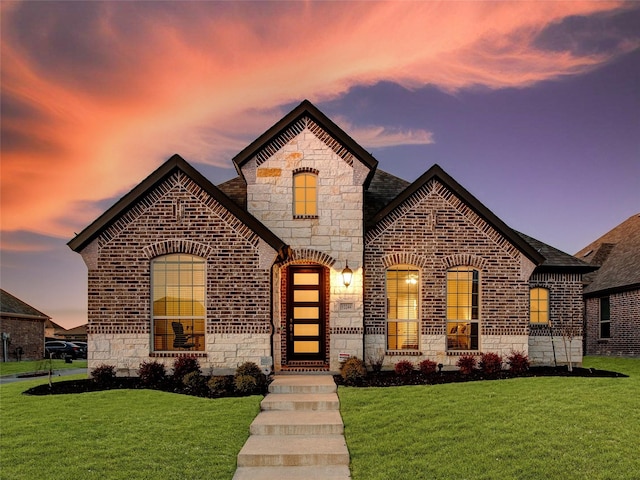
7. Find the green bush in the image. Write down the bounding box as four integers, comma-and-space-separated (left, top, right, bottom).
138, 360, 166, 387
479, 352, 503, 375
208, 375, 232, 396
456, 355, 477, 375
418, 359, 437, 375
91, 364, 116, 387
182, 371, 208, 396
340, 357, 367, 385
394, 360, 414, 376
234, 375, 259, 394
172, 356, 201, 381
234, 362, 266, 391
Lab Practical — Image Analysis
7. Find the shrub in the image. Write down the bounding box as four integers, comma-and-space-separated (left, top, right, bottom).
234, 375, 259, 394
394, 360, 414, 376
479, 352, 503, 375
367, 354, 384, 373
507, 350, 530, 375
418, 359, 437, 375
138, 360, 166, 387
456, 355, 477, 375
172, 356, 201, 381
91, 364, 116, 387
340, 357, 367, 385
182, 371, 208, 395
234, 362, 266, 390
208, 376, 232, 396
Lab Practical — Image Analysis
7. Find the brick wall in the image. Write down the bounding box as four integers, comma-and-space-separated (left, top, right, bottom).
80, 171, 276, 374
364, 178, 535, 368
0, 316, 45, 361
585, 289, 640, 356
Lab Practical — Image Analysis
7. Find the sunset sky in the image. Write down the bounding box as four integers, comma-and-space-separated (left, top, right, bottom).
1, 1, 639, 328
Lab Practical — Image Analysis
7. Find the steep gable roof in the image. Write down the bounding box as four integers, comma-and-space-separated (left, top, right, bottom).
68, 155, 288, 257
367, 164, 545, 265
0, 289, 50, 320
232, 100, 379, 187
575, 213, 640, 296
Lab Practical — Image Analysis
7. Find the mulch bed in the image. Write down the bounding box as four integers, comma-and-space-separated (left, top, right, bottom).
23, 366, 626, 397
334, 366, 627, 388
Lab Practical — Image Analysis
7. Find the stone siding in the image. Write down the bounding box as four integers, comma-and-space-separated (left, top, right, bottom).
584, 289, 640, 356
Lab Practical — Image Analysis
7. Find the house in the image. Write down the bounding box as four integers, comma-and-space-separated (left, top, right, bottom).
0, 289, 49, 361
576, 214, 640, 356
68, 100, 596, 374
45, 320, 88, 342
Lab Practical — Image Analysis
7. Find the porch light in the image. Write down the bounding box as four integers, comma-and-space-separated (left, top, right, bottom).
342, 261, 353, 287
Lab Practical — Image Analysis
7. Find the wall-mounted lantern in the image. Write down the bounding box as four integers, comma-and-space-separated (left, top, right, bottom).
342, 261, 353, 287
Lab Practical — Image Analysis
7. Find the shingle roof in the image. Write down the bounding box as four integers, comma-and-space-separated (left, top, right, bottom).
574, 213, 640, 296
516, 232, 598, 273
217, 176, 247, 209
68, 155, 288, 258
364, 169, 411, 225
0, 289, 50, 319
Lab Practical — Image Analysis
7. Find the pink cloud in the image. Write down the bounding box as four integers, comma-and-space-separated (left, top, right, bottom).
1, 1, 637, 243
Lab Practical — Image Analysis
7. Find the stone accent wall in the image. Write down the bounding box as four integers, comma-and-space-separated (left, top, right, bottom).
242, 121, 367, 370
80, 171, 276, 373
0, 316, 45, 361
528, 272, 584, 365
364, 178, 535, 366
584, 289, 640, 356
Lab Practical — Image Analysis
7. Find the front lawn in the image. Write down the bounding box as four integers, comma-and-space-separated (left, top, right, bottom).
0, 359, 87, 376
0, 375, 261, 480
339, 356, 640, 480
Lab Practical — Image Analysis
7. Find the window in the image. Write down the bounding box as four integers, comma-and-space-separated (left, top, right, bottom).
447, 267, 479, 350
151, 254, 205, 351
293, 172, 317, 217
530, 288, 549, 324
386, 265, 419, 350
600, 296, 611, 339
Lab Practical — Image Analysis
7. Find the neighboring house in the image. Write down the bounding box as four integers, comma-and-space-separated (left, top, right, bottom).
68, 100, 595, 374
576, 214, 640, 356
0, 289, 49, 361
46, 320, 88, 342
45, 319, 66, 339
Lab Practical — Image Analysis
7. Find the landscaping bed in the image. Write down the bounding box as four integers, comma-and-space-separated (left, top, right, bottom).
334, 365, 626, 387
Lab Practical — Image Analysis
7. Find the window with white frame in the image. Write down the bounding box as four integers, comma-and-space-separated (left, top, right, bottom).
151, 254, 205, 352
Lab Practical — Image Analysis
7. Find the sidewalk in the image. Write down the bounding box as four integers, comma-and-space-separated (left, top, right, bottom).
0, 368, 87, 384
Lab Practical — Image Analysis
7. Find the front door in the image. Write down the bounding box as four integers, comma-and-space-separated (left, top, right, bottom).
287, 265, 325, 361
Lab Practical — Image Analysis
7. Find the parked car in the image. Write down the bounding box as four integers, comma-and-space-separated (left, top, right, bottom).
71, 341, 88, 356
44, 341, 84, 359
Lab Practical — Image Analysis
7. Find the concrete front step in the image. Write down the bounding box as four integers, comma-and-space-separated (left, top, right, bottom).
261, 392, 339, 411
236, 434, 350, 467
269, 375, 337, 394
250, 410, 344, 435
233, 465, 351, 480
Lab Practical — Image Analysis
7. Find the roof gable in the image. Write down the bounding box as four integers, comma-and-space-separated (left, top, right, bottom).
232, 100, 378, 187
68, 154, 287, 256
575, 213, 640, 295
367, 164, 545, 265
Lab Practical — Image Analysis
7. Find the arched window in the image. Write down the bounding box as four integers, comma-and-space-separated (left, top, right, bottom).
447, 267, 479, 350
293, 172, 318, 217
530, 288, 549, 324
386, 265, 419, 351
151, 254, 205, 352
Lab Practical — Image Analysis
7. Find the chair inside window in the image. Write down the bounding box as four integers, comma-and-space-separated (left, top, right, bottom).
172, 322, 195, 350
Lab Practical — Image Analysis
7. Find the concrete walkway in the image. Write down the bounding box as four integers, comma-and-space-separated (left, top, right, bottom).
233, 375, 350, 480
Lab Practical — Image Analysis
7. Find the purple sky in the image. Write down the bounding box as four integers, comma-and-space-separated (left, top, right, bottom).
1, 2, 639, 328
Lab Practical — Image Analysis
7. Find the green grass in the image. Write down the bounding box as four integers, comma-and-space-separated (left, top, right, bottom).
339, 356, 640, 480
0, 359, 87, 376
0, 375, 261, 480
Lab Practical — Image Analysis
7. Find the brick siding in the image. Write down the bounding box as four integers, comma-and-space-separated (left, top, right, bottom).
0, 316, 45, 361
585, 289, 640, 356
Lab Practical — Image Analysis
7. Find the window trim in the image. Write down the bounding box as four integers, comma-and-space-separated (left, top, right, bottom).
529, 287, 550, 324
151, 253, 206, 353
446, 266, 480, 351
385, 264, 420, 352
293, 170, 319, 218
599, 296, 611, 339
